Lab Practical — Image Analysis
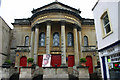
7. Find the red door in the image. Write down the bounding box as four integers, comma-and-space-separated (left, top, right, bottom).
38, 55, 43, 67
68, 55, 74, 67
86, 56, 93, 74
20, 56, 27, 67
51, 55, 61, 67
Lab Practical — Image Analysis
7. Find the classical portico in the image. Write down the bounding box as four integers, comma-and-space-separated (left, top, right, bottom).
31, 18, 81, 66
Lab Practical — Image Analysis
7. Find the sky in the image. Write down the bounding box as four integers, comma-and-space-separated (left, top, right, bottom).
0, 0, 98, 28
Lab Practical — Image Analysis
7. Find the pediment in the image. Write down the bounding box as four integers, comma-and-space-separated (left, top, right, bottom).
32, 1, 81, 14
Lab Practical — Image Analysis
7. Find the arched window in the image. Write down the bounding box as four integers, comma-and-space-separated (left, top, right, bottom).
67, 32, 74, 46
39, 32, 45, 46
25, 36, 29, 46
53, 32, 59, 46
84, 36, 88, 46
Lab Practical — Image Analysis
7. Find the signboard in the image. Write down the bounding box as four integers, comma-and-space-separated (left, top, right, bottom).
113, 62, 120, 69
42, 54, 51, 67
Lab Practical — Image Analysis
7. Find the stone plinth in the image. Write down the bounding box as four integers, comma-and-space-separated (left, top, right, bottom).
2, 68, 10, 79
43, 67, 68, 80
77, 66, 90, 79
19, 67, 33, 80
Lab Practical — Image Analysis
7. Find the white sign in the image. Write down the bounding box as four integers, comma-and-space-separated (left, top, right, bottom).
42, 54, 51, 67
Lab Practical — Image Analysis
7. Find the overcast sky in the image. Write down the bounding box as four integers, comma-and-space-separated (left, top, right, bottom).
0, 0, 98, 28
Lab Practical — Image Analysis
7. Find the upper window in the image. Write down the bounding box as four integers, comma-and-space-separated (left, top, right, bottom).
53, 32, 59, 46
84, 36, 88, 46
67, 32, 74, 46
25, 36, 29, 46
101, 11, 112, 35
39, 32, 45, 46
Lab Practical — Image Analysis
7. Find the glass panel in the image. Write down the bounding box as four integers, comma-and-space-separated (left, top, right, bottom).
39, 32, 45, 46
25, 36, 29, 46
84, 36, 88, 46
102, 12, 111, 35
53, 32, 59, 46
105, 24, 111, 34
103, 14, 109, 26
67, 32, 73, 46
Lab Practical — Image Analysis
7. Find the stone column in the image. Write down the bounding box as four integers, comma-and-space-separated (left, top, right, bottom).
73, 27, 79, 66
78, 30, 82, 58
30, 29, 35, 58
34, 26, 39, 64
46, 21, 51, 54
61, 21, 66, 65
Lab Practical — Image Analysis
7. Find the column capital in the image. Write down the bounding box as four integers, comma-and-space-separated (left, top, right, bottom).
31, 27, 35, 31
60, 20, 66, 25
73, 23, 81, 31
46, 20, 52, 25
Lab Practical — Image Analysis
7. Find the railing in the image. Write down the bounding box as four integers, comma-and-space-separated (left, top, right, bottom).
82, 46, 97, 52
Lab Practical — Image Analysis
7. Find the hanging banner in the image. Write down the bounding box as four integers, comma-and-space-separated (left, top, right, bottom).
42, 54, 51, 67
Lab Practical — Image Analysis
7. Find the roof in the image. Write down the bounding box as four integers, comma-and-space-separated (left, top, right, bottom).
92, 0, 99, 11
0, 16, 12, 30
11, 18, 31, 25
32, 1, 81, 14
31, 9, 82, 20
81, 18, 94, 25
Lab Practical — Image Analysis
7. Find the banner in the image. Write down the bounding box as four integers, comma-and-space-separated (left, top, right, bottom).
42, 54, 51, 67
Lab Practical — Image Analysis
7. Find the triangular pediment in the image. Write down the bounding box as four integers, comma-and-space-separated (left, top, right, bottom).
32, 1, 81, 14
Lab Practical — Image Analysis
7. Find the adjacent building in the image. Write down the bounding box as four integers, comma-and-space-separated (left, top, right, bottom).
0, 1, 99, 79
0, 16, 11, 79
93, 0, 120, 79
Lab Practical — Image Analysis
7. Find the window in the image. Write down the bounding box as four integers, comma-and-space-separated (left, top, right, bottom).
25, 36, 29, 46
101, 11, 112, 35
84, 36, 88, 46
67, 32, 74, 46
39, 32, 45, 46
53, 32, 59, 46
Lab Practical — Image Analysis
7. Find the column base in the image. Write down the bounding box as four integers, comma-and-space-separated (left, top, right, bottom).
60, 64, 68, 67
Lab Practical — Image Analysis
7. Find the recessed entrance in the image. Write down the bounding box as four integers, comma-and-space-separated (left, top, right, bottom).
86, 56, 93, 74
68, 55, 74, 67
20, 56, 27, 67
38, 55, 43, 67
51, 54, 61, 67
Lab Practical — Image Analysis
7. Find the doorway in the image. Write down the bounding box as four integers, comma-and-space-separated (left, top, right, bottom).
86, 56, 93, 74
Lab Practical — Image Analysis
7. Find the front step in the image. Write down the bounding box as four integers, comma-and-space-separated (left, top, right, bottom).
43, 67, 69, 80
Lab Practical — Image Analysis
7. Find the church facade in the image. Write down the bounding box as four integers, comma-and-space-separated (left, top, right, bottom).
9, 1, 98, 78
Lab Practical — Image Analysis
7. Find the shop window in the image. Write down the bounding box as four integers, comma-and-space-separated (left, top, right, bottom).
67, 32, 74, 46
53, 32, 59, 46
39, 32, 45, 46
25, 36, 29, 46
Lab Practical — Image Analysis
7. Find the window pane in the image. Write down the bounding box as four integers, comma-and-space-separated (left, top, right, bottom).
53, 32, 59, 46
102, 12, 111, 35
84, 36, 88, 46
67, 32, 73, 46
25, 36, 29, 46
103, 14, 109, 26
105, 24, 111, 34
39, 32, 45, 46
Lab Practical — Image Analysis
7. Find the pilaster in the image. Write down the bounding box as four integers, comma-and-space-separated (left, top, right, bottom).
30, 29, 35, 58
78, 30, 82, 58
